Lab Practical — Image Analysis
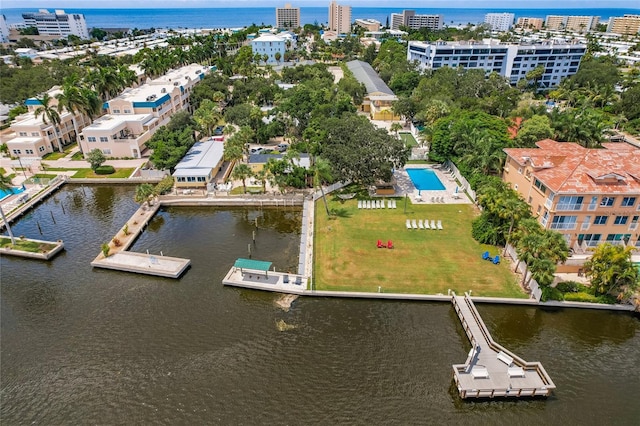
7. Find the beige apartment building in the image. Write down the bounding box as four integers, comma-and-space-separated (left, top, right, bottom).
607, 14, 640, 35
545, 15, 600, 32
275, 4, 300, 30
503, 139, 640, 255
7, 86, 88, 158
516, 17, 543, 30
81, 64, 210, 158
328, 1, 352, 34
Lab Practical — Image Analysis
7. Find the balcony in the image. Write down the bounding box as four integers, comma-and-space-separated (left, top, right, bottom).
555, 203, 583, 211
544, 198, 553, 209
549, 223, 577, 230
580, 222, 590, 231
587, 203, 597, 211
629, 223, 638, 231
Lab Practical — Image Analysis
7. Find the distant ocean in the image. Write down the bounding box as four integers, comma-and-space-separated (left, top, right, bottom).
2, 7, 639, 30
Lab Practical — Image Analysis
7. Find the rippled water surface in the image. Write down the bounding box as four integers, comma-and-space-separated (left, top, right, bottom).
1, 185, 639, 424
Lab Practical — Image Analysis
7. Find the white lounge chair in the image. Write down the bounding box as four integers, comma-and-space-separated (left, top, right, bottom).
412, 219, 418, 229
376, 200, 381, 209
437, 220, 443, 230
392, 200, 397, 208
425, 219, 430, 229
406, 219, 412, 229
366, 200, 371, 209
358, 200, 362, 209
418, 220, 424, 229
430, 196, 435, 203
508, 366, 525, 378
431, 220, 436, 229
471, 366, 489, 379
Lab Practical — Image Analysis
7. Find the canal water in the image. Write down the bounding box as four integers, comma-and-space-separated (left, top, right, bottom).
1, 185, 639, 424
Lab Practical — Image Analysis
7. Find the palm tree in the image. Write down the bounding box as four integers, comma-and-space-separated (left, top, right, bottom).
312, 157, 333, 216
79, 88, 103, 121
193, 99, 221, 137
231, 163, 253, 193
0, 174, 16, 244
134, 183, 155, 205
500, 196, 531, 255
34, 93, 64, 152
56, 77, 86, 150
510, 218, 542, 272
253, 168, 271, 193
389, 122, 403, 138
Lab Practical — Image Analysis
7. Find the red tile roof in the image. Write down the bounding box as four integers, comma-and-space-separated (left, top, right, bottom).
504, 139, 640, 194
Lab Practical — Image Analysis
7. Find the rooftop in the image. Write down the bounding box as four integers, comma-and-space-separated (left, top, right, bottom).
174, 140, 224, 171
346, 60, 395, 97
504, 139, 640, 194
83, 114, 154, 131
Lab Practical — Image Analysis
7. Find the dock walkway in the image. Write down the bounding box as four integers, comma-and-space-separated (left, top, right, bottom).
452, 292, 555, 399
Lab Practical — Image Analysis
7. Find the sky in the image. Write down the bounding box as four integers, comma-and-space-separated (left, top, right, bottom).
2, 0, 640, 9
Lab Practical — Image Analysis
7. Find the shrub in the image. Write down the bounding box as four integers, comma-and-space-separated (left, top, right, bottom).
556, 281, 584, 293
95, 165, 115, 175
541, 286, 564, 302
101, 243, 110, 257
563, 292, 600, 303
112, 237, 122, 247
154, 175, 174, 195
122, 223, 129, 236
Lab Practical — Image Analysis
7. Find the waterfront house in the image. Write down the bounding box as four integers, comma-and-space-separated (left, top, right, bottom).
172, 140, 225, 189
79, 114, 157, 159
346, 60, 400, 121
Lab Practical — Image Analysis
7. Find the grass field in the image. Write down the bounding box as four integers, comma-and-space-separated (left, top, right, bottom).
44, 168, 135, 178
313, 197, 525, 298
0, 237, 57, 253
398, 132, 419, 147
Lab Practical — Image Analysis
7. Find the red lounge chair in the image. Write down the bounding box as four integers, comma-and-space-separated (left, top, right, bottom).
387, 240, 394, 249
377, 239, 386, 248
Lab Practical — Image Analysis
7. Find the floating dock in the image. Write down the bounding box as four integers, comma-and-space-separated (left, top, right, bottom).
452, 292, 555, 399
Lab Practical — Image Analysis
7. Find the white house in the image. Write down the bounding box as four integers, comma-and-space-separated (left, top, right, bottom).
251, 34, 286, 64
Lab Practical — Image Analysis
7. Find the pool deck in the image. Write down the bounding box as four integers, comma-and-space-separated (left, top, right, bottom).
396, 165, 472, 205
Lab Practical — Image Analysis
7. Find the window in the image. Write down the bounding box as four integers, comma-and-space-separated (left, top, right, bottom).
12, 149, 21, 154
197, 177, 206, 182
594, 216, 608, 225
124, 109, 132, 114
88, 137, 96, 142
621, 197, 636, 207
25, 149, 34, 154
614, 216, 628, 225
550, 215, 577, 230
600, 197, 615, 207
534, 178, 547, 194
31, 132, 39, 136
112, 109, 121, 113
18, 132, 27, 137
556, 196, 583, 211
578, 234, 601, 247
100, 137, 108, 142
39, 146, 45, 152
102, 149, 111, 155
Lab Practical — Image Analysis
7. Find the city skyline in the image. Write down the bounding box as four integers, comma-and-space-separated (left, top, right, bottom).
3, 0, 640, 9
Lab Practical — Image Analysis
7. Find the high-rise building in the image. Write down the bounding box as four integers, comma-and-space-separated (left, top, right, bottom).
545, 15, 600, 32
407, 39, 586, 89
275, 4, 300, 30
0, 15, 10, 43
516, 17, 544, 30
607, 14, 640, 35
328, 1, 352, 34
22, 9, 89, 39
390, 10, 443, 31
484, 13, 515, 32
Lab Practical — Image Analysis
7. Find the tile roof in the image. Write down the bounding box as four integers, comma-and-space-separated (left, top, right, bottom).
504, 139, 640, 194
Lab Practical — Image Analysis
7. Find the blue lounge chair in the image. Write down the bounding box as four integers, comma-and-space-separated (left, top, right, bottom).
492, 255, 500, 265
482, 251, 490, 260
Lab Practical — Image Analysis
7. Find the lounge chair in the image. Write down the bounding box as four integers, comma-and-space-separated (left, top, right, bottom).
493, 255, 501, 265
412, 219, 418, 229
387, 240, 394, 249
482, 251, 490, 260
366, 200, 371, 209
377, 239, 386, 248
431, 196, 435, 203
294, 276, 302, 286
392, 200, 397, 208
358, 200, 362, 209
424, 219, 430, 229
418, 220, 424, 229
377, 200, 382, 208
508, 366, 525, 378
406, 219, 412, 229
430, 220, 436, 229
437, 220, 443, 230
383, 200, 387, 208
283, 274, 290, 284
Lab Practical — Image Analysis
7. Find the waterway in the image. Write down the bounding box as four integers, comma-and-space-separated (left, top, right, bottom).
1, 185, 639, 424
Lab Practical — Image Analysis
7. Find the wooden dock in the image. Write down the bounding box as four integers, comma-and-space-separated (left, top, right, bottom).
451, 292, 555, 399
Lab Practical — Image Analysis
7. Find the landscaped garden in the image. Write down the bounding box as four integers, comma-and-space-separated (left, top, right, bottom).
398, 132, 419, 147
0, 236, 58, 253
313, 196, 525, 297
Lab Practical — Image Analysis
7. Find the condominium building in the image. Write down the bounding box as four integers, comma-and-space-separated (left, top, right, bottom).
545, 15, 600, 32
7, 86, 88, 158
503, 139, 640, 253
80, 64, 210, 158
407, 39, 586, 88
328, 1, 352, 34
0, 15, 10, 43
607, 14, 640, 35
355, 18, 381, 32
275, 4, 300, 30
250, 34, 286, 64
390, 10, 443, 31
516, 17, 544, 30
484, 13, 515, 32
22, 9, 89, 39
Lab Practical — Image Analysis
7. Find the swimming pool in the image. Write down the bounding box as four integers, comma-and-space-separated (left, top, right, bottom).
0, 186, 25, 201
406, 168, 446, 191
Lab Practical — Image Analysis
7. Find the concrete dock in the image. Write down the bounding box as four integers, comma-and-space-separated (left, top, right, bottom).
222, 267, 308, 294
451, 292, 555, 399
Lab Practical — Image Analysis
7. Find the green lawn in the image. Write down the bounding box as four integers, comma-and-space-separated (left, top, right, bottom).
399, 132, 419, 147
313, 197, 525, 298
71, 168, 134, 178
0, 237, 57, 253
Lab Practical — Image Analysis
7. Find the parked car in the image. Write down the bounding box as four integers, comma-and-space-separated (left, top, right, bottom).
277, 143, 288, 152
250, 147, 264, 155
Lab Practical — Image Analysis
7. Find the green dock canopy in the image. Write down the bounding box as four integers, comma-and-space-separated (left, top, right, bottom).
234, 258, 272, 272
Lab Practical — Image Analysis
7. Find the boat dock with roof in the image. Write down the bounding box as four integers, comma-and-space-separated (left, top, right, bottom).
222, 258, 308, 294
451, 292, 555, 399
